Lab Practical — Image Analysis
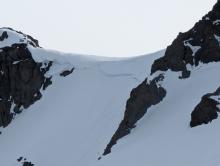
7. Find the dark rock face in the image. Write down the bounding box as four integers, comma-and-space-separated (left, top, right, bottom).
151, 1, 220, 78
22, 161, 34, 166
43, 77, 52, 90
26, 34, 39, 47
0, 101, 13, 128
17, 157, 34, 166
103, 75, 166, 155
17, 157, 23, 162
0, 43, 52, 127
190, 87, 220, 127
60, 68, 74, 77
0, 31, 8, 41
103, 0, 220, 156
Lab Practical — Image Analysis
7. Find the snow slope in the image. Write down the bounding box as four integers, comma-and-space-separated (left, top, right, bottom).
0, 29, 165, 165
96, 62, 220, 166
1, 29, 220, 166
1, 8, 220, 164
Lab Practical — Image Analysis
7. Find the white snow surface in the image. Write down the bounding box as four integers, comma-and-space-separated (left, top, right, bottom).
1, 29, 220, 166
96, 62, 220, 166
0, 28, 37, 48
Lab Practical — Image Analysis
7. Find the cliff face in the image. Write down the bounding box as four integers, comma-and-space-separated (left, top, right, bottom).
0, 29, 52, 127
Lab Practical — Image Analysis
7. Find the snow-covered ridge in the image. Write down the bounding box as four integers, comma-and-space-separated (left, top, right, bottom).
29, 46, 165, 81
0, 28, 39, 48
0, 27, 165, 80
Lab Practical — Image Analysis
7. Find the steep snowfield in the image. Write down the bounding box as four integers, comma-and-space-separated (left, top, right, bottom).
2, 46, 220, 166
96, 62, 220, 166
1, 24, 220, 165
0, 34, 165, 165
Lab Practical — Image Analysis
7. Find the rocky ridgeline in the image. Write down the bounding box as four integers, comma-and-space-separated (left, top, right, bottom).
151, 0, 220, 78
103, 0, 220, 156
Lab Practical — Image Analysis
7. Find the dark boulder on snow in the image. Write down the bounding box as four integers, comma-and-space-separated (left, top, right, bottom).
60, 68, 74, 77
17, 156, 34, 166
0, 31, 8, 41
17, 157, 23, 162
151, 0, 220, 78
190, 87, 220, 127
22, 161, 34, 166
103, 74, 166, 155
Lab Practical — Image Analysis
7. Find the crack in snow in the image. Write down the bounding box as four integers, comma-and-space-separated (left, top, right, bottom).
97, 65, 142, 82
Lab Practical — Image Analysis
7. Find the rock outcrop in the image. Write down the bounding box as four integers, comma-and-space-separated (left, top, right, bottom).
0, 31, 8, 41
22, 162, 34, 166
103, 0, 220, 156
151, 0, 220, 78
103, 75, 166, 155
17, 157, 34, 166
190, 87, 220, 127
0, 30, 52, 127
60, 68, 74, 77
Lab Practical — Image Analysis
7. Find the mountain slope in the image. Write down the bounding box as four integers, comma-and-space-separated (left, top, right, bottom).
1, 1, 220, 166
97, 62, 220, 166
0, 28, 165, 166
101, 0, 220, 158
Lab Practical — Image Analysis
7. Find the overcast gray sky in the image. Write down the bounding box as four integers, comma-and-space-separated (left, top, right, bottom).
1, 0, 217, 57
